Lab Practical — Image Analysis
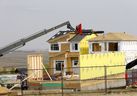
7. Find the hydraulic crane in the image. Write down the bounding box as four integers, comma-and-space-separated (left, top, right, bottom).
0, 21, 75, 57
0, 21, 104, 57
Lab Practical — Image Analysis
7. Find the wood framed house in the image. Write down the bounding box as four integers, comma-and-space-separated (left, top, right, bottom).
46, 31, 134, 90
47, 31, 98, 75
78, 32, 137, 80
47, 31, 137, 80
47, 31, 79, 75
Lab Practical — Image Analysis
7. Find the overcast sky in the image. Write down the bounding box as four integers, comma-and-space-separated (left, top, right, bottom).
0, 0, 137, 50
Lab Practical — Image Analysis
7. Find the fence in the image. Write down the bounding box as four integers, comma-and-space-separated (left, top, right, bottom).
1, 65, 137, 96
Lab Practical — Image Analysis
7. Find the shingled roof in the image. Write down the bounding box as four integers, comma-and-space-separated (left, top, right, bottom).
89, 32, 137, 41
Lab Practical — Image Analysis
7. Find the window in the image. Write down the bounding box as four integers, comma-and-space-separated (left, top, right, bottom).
50, 43, 60, 51
92, 43, 101, 52
73, 60, 78, 66
108, 42, 118, 51
89, 42, 119, 53
55, 61, 64, 71
71, 43, 79, 51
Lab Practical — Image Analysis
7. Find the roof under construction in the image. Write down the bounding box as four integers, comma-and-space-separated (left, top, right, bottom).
68, 34, 87, 42
47, 31, 73, 41
89, 32, 137, 41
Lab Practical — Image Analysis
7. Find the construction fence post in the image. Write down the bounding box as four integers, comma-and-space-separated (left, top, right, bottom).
104, 65, 107, 94
61, 64, 64, 96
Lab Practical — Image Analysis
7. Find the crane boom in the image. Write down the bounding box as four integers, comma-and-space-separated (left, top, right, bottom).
0, 21, 74, 57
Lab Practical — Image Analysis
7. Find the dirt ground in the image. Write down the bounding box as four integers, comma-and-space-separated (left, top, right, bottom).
11, 89, 137, 96
60, 92, 137, 96
16, 92, 137, 96
72, 92, 137, 96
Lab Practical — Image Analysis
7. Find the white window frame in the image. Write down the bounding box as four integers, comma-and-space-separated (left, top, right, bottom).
70, 42, 79, 52
49, 43, 61, 52
54, 60, 65, 74
72, 60, 78, 67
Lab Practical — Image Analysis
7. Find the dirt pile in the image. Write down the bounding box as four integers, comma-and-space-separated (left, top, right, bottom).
0, 86, 9, 95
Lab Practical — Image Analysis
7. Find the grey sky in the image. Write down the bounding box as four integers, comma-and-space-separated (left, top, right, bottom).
0, 0, 137, 50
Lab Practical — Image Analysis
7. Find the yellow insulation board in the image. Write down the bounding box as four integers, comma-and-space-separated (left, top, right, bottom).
79, 52, 125, 80
79, 34, 96, 55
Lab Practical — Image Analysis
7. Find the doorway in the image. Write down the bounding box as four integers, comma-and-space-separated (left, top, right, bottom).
72, 60, 79, 74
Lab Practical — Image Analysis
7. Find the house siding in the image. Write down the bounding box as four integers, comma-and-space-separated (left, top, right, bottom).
61, 43, 70, 52
119, 41, 137, 68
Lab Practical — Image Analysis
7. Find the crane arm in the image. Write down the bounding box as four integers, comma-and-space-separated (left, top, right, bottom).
0, 21, 74, 56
